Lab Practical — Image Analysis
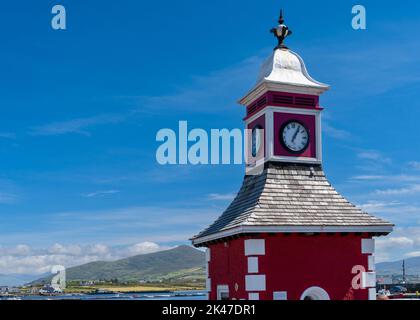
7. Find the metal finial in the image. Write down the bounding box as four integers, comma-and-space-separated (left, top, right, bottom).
278, 9, 284, 24
270, 9, 293, 50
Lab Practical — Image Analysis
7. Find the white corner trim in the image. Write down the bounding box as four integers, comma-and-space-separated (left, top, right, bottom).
362, 272, 376, 288
267, 109, 274, 159
362, 239, 375, 254
248, 293, 260, 301
206, 248, 211, 262
368, 255, 375, 271
245, 275, 266, 292
248, 257, 259, 274
268, 155, 321, 165
368, 288, 377, 301
244, 239, 265, 256
316, 112, 322, 162
273, 291, 288, 300
206, 278, 211, 292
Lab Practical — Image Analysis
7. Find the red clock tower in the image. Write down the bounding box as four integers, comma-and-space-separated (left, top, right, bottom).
191, 11, 393, 301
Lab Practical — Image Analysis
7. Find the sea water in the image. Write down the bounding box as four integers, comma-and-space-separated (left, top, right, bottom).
2, 290, 207, 300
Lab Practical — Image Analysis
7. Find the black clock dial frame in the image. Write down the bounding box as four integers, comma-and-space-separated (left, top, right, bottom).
279, 120, 310, 154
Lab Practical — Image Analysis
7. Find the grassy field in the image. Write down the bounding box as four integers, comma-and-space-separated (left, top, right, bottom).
65, 283, 205, 293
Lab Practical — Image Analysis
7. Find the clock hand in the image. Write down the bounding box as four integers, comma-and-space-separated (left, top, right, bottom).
292, 125, 300, 142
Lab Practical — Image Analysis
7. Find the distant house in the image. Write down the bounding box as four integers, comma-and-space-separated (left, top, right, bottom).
39, 284, 62, 295
0, 286, 21, 294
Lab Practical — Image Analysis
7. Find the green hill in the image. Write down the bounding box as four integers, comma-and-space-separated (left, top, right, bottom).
35, 245, 205, 284
377, 256, 420, 276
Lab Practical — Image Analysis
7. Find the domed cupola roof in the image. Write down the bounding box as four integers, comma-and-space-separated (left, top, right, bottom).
257, 48, 329, 90
240, 11, 329, 105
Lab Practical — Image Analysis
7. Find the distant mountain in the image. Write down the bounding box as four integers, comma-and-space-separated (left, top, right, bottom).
0, 273, 48, 287
377, 256, 420, 275
34, 245, 205, 284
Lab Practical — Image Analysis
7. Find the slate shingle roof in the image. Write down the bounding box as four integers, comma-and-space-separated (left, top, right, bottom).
192, 162, 393, 244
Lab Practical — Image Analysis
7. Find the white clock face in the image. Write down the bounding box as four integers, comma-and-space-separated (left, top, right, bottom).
281, 121, 309, 153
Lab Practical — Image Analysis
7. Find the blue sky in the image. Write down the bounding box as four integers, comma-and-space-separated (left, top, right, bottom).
0, 0, 420, 275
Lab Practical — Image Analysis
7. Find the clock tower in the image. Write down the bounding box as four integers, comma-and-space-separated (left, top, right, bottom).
191, 11, 393, 301
242, 12, 328, 167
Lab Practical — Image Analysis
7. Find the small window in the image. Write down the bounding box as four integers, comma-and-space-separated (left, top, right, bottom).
217, 285, 229, 300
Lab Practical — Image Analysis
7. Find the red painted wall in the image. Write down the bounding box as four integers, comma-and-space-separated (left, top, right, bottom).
207, 233, 371, 300
273, 112, 317, 158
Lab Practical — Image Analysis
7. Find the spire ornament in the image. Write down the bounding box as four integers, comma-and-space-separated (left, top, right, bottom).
270, 9, 293, 50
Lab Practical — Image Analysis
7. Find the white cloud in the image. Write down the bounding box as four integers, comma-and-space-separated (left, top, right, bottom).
207, 193, 236, 201
375, 184, 420, 196
0, 133, 16, 139
124, 242, 163, 256
357, 150, 391, 164
409, 161, 420, 170
374, 227, 420, 262
124, 54, 263, 114
405, 251, 420, 258
358, 201, 401, 212
0, 241, 167, 275
351, 175, 385, 181
357, 200, 420, 226
351, 174, 420, 184
322, 122, 351, 140
0, 244, 32, 256
82, 190, 120, 198
48, 244, 82, 256
0, 192, 18, 204
29, 114, 125, 136
376, 237, 414, 250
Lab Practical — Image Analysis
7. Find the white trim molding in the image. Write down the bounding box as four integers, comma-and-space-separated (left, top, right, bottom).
248, 293, 260, 301
300, 287, 330, 300
273, 291, 288, 300
192, 225, 393, 246
268, 155, 321, 165
245, 106, 323, 165
244, 239, 265, 256
368, 288, 377, 301
247, 257, 259, 274
245, 275, 266, 292
368, 255, 375, 271
362, 272, 376, 288
362, 239, 375, 254
206, 278, 211, 292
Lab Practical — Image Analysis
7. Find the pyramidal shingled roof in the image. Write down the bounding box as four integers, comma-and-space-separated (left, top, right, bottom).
192, 163, 393, 246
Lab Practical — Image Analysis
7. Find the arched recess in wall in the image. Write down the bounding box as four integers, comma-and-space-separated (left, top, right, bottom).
300, 286, 330, 300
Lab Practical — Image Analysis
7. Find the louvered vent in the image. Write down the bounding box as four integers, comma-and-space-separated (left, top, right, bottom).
247, 103, 257, 115
295, 97, 316, 107
247, 96, 267, 116
246, 93, 317, 116
256, 96, 267, 107
272, 94, 293, 105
